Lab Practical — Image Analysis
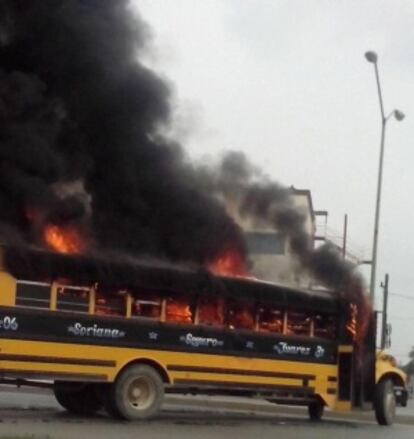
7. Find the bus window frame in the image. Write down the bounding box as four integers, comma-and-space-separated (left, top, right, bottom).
15, 280, 52, 310
55, 283, 91, 314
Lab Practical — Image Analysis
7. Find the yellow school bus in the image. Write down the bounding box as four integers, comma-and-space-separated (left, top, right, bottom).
0, 245, 407, 424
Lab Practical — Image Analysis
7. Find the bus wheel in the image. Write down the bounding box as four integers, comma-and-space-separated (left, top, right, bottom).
110, 364, 164, 420
53, 382, 102, 416
308, 401, 324, 421
374, 379, 396, 426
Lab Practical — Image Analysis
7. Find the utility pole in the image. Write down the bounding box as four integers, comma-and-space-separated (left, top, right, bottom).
380, 273, 389, 350
342, 214, 348, 259
365, 51, 405, 302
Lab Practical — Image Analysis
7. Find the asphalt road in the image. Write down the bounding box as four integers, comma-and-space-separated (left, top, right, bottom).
0, 388, 412, 439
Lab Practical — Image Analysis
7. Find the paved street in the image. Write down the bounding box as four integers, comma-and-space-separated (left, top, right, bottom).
0, 388, 412, 439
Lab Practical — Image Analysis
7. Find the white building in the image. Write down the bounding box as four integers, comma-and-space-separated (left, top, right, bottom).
241, 188, 317, 287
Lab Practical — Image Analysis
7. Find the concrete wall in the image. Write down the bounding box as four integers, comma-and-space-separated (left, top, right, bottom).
238, 190, 315, 287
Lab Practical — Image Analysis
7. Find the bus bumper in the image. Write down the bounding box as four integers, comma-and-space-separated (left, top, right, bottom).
395, 387, 408, 407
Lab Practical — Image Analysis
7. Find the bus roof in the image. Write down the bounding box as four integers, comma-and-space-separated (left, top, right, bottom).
1, 245, 339, 313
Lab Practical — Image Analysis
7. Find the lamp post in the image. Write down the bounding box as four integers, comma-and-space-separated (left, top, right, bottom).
365, 51, 405, 301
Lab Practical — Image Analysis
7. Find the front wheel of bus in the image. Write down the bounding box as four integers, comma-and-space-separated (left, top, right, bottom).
374, 379, 396, 426
111, 364, 164, 420
308, 401, 324, 421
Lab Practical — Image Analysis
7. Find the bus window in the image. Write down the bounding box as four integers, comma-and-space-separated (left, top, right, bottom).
95, 288, 126, 317
314, 313, 337, 340
227, 299, 255, 330
286, 311, 311, 336
56, 285, 89, 313
197, 296, 225, 327
131, 291, 162, 319
16, 281, 51, 309
166, 293, 193, 324
258, 306, 283, 333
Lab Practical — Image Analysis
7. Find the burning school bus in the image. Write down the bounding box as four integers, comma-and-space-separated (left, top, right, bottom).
0, 245, 407, 425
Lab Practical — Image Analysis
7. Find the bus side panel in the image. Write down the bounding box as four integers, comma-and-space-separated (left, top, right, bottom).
0, 338, 338, 405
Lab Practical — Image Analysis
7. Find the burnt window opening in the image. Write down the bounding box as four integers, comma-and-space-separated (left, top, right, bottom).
227, 299, 255, 331
286, 310, 312, 336
314, 313, 337, 340
165, 293, 194, 325
197, 296, 225, 328
258, 305, 284, 333
131, 291, 162, 320
95, 287, 126, 317
56, 285, 89, 313
245, 232, 286, 255
16, 281, 51, 309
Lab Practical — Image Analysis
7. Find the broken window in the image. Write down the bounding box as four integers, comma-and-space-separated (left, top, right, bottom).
165, 293, 193, 325
131, 291, 162, 320
314, 313, 337, 340
258, 305, 284, 333
56, 285, 89, 313
95, 286, 126, 317
227, 299, 255, 330
197, 296, 225, 327
286, 310, 311, 336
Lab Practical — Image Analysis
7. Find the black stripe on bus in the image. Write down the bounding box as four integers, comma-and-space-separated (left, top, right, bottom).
327, 388, 337, 395
173, 379, 315, 393
328, 376, 337, 382
0, 369, 107, 382
167, 365, 315, 384
0, 353, 115, 367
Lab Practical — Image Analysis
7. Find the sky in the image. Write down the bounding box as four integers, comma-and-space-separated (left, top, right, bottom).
133, 0, 414, 363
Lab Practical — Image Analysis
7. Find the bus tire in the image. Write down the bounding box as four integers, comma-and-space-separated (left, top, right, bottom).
308, 401, 324, 421
110, 364, 164, 420
374, 379, 396, 426
53, 382, 102, 416
308, 401, 325, 422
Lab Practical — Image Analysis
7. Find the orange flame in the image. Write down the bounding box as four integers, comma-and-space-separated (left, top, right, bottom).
43, 224, 86, 254
208, 248, 249, 277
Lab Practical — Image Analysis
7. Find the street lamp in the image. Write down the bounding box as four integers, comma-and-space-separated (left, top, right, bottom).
365, 50, 405, 301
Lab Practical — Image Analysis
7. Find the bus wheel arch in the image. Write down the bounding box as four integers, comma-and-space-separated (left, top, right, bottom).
377, 372, 405, 389
116, 358, 171, 384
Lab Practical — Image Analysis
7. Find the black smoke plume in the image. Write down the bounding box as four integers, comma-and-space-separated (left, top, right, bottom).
209, 152, 368, 307
0, 0, 245, 264
0, 1, 370, 327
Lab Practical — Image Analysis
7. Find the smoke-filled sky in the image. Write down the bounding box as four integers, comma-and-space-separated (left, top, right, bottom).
134, 0, 414, 363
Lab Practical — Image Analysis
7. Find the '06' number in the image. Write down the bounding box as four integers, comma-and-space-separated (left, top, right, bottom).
0, 316, 18, 331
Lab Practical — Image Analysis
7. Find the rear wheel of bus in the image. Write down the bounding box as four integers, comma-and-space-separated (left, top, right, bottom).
374, 378, 396, 426
308, 400, 324, 421
54, 382, 102, 415
108, 364, 164, 420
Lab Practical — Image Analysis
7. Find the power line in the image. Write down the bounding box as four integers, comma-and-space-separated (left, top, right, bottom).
390, 292, 414, 301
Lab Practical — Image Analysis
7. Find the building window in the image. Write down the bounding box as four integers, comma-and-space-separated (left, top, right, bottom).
16, 281, 51, 309
245, 232, 286, 255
